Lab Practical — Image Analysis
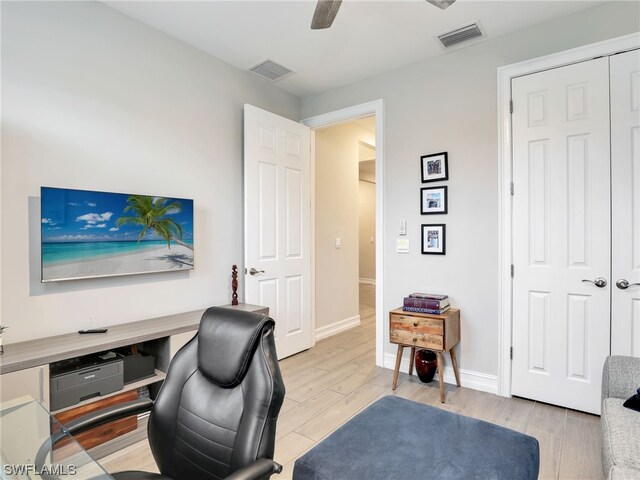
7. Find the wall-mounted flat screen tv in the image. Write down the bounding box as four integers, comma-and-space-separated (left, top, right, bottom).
41, 187, 194, 282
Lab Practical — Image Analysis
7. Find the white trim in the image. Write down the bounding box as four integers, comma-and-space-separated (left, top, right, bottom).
309, 129, 317, 350
315, 315, 361, 341
497, 32, 640, 398
302, 99, 386, 368
359, 278, 376, 285
383, 353, 498, 395
0, 3, 3, 337
302, 101, 382, 129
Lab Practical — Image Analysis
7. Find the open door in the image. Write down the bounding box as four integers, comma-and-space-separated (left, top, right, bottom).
244, 104, 312, 359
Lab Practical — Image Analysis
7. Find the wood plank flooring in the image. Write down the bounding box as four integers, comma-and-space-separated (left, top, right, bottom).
99, 284, 603, 479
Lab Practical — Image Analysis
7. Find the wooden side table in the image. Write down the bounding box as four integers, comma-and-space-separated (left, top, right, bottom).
389, 307, 461, 403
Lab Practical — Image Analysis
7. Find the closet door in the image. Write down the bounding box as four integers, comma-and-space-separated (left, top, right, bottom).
611, 49, 640, 357
511, 57, 611, 414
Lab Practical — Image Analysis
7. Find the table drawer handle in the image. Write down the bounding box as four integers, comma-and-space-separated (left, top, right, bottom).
412, 338, 417, 342
413, 322, 418, 327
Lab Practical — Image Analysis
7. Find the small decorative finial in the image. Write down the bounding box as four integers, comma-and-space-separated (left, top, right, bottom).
231, 265, 239, 306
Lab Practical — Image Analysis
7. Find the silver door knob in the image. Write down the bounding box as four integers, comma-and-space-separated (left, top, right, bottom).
616, 279, 640, 290
249, 267, 265, 276
582, 277, 607, 288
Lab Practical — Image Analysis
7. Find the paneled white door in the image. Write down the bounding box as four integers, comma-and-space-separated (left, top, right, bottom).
244, 104, 312, 359
611, 50, 640, 357
511, 58, 611, 414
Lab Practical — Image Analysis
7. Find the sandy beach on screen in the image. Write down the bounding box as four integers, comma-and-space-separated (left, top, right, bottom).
43, 244, 194, 280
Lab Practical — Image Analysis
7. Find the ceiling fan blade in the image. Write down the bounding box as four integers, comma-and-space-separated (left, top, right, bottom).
426, 0, 456, 9
311, 0, 342, 30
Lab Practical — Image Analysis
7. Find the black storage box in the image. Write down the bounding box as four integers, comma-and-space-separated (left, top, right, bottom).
121, 352, 155, 384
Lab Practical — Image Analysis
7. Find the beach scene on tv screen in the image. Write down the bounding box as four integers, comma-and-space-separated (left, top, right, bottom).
41, 187, 194, 282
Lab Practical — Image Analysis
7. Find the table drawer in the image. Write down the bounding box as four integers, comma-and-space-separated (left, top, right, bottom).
390, 315, 443, 335
390, 329, 443, 350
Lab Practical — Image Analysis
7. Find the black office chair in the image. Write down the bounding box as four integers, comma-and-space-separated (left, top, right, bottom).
45, 307, 285, 480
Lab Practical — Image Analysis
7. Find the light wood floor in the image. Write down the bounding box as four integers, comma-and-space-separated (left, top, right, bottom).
99, 284, 603, 479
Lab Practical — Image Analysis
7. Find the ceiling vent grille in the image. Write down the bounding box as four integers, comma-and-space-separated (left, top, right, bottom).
438, 22, 483, 48
249, 59, 294, 82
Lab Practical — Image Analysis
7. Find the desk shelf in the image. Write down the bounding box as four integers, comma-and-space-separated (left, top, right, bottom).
0, 304, 268, 454
51, 369, 166, 415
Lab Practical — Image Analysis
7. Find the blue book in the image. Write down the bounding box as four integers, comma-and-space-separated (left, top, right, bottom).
402, 305, 450, 315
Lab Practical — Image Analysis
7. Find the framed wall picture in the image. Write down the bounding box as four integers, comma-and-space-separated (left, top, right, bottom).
421, 152, 448, 183
421, 224, 446, 255
420, 186, 448, 215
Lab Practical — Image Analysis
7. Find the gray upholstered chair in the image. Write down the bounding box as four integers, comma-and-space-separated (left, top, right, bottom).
601, 355, 640, 480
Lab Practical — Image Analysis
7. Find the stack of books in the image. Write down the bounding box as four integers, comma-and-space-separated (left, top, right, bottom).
403, 293, 450, 315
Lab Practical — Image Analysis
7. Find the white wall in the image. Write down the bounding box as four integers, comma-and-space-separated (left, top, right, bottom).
358, 144, 376, 282
301, 1, 640, 383
359, 179, 375, 281
0, 2, 300, 343
315, 122, 374, 331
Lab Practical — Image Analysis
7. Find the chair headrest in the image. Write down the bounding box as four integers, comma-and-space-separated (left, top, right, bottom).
197, 307, 275, 387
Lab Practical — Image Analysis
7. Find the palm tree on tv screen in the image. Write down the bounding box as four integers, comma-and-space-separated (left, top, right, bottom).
116, 195, 191, 250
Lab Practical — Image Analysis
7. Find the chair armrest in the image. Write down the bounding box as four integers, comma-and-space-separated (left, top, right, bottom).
34, 398, 154, 476
62, 398, 154, 436
225, 458, 283, 480
602, 355, 640, 402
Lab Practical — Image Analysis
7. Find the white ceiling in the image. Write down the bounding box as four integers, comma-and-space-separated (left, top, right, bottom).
105, 0, 606, 97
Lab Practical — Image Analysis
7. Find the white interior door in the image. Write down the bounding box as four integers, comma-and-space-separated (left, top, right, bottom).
511, 58, 611, 414
611, 49, 640, 357
244, 104, 312, 359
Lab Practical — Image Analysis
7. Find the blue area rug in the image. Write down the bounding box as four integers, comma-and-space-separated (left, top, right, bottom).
293, 395, 539, 480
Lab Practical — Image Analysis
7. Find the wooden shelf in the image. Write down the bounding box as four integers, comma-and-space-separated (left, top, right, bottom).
51, 369, 166, 415
0, 310, 205, 375
90, 415, 149, 461
0, 303, 268, 375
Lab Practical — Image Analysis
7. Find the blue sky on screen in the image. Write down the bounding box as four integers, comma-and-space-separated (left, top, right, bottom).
41, 187, 194, 243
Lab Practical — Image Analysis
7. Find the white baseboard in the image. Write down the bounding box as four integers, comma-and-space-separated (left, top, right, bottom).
315, 315, 361, 341
383, 352, 499, 395
359, 278, 376, 285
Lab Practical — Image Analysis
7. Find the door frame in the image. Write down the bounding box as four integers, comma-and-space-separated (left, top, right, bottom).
497, 33, 640, 397
302, 99, 385, 367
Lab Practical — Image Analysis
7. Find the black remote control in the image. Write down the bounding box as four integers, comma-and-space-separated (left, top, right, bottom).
78, 328, 108, 334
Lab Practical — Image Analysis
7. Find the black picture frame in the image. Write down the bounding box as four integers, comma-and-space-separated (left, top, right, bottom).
420, 186, 448, 215
421, 224, 446, 255
421, 152, 448, 183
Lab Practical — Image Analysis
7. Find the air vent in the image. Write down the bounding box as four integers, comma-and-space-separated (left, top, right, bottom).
438, 22, 483, 48
248, 59, 294, 82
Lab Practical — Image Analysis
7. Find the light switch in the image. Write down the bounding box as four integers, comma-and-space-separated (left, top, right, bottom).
335, 237, 341, 249
396, 238, 410, 253
400, 219, 407, 236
